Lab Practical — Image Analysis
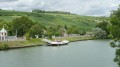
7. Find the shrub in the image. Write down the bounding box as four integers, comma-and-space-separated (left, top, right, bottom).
0, 43, 9, 50
3, 43, 9, 50
26, 33, 30, 40
92, 28, 107, 39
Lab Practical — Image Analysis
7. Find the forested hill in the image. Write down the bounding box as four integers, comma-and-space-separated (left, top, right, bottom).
0, 10, 108, 31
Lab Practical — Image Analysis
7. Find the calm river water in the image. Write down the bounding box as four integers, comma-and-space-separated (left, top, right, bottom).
0, 40, 117, 67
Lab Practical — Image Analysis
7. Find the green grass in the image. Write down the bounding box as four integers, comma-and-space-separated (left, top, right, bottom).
52, 36, 93, 42
0, 38, 45, 48
0, 10, 108, 31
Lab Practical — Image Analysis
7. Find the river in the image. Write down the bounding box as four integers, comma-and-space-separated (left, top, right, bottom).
0, 40, 117, 67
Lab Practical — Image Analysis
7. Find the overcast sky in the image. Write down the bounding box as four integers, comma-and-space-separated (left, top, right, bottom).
0, 0, 120, 16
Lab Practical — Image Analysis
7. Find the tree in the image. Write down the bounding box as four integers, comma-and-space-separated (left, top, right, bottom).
81, 29, 86, 35
46, 25, 65, 37
92, 28, 106, 39
96, 20, 109, 36
109, 5, 120, 67
12, 16, 34, 37
64, 25, 68, 30
28, 23, 45, 38
32, 9, 45, 13
67, 25, 79, 34
26, 33, 30, 40
0, 21, 13, 36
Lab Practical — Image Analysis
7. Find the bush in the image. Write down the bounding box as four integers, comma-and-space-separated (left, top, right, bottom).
0, 43, 9, 50
92, 28, 107, 39
26, 33, 30, 40
3, 43, 9, 50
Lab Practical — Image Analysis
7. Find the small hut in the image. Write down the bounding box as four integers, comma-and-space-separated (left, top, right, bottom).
0, 27, 7, 40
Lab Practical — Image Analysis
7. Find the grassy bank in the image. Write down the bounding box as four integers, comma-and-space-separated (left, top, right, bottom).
0, 38, 45, 50
53, 36, 93, 42
0, 36, 93, 50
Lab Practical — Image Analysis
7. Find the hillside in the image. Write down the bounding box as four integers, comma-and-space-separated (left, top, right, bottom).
0, 10, 108, 31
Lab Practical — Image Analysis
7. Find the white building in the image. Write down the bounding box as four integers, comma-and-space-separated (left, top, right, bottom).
0, 27, 17, 41
0, 27, 7, 40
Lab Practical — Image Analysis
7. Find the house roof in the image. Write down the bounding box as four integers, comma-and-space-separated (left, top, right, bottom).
0, 27, 7, 33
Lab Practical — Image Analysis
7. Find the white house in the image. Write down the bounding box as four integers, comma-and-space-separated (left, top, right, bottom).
0, 27, 7, 40
0, 27, 17, 41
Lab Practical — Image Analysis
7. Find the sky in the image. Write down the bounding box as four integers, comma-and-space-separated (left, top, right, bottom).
0, 0, 120, 16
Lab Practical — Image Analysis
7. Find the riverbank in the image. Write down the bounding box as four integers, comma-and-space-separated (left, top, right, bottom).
52, 36, 93, 42
0, 38, 45, 50
0, 36, 93, 50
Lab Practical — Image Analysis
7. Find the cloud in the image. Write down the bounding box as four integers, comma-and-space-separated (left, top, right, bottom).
0, 0, 120, 16
0, 0, 17, 2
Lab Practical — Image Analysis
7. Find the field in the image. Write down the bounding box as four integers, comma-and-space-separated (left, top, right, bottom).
0, 10, 108, 31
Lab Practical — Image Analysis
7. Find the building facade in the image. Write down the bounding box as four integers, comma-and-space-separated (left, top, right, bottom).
0, 27, 7, 40
0, 27, 17, 41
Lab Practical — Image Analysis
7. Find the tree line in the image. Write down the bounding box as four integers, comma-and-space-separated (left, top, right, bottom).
0, 16, 84, 39
32, 9, 71, 14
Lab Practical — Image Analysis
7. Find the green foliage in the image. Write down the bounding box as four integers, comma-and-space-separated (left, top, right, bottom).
0, 20, 14, 35
92, 28, 106, 39
64, 25, 68, 30
32, 9, 70, 14
67, 25, 79, 34
26, 33, 30, 40
96, 21, 108, 30
96, 20, 109, 35
110, 41, 117, 48
114, 49, 120, 66
0, 10, 108, 39
47, 31, 52, 39
109, 6, 120, 39
28, 23, 45, 38
109, 5, 120, 67
83, 29, 86, 35
32, 9, 45, 13
0, 10, 107, 32
0, 43, 9, 50
12, 16, 34, 36
3, 43, 9, 50
46, 25, 64, 37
